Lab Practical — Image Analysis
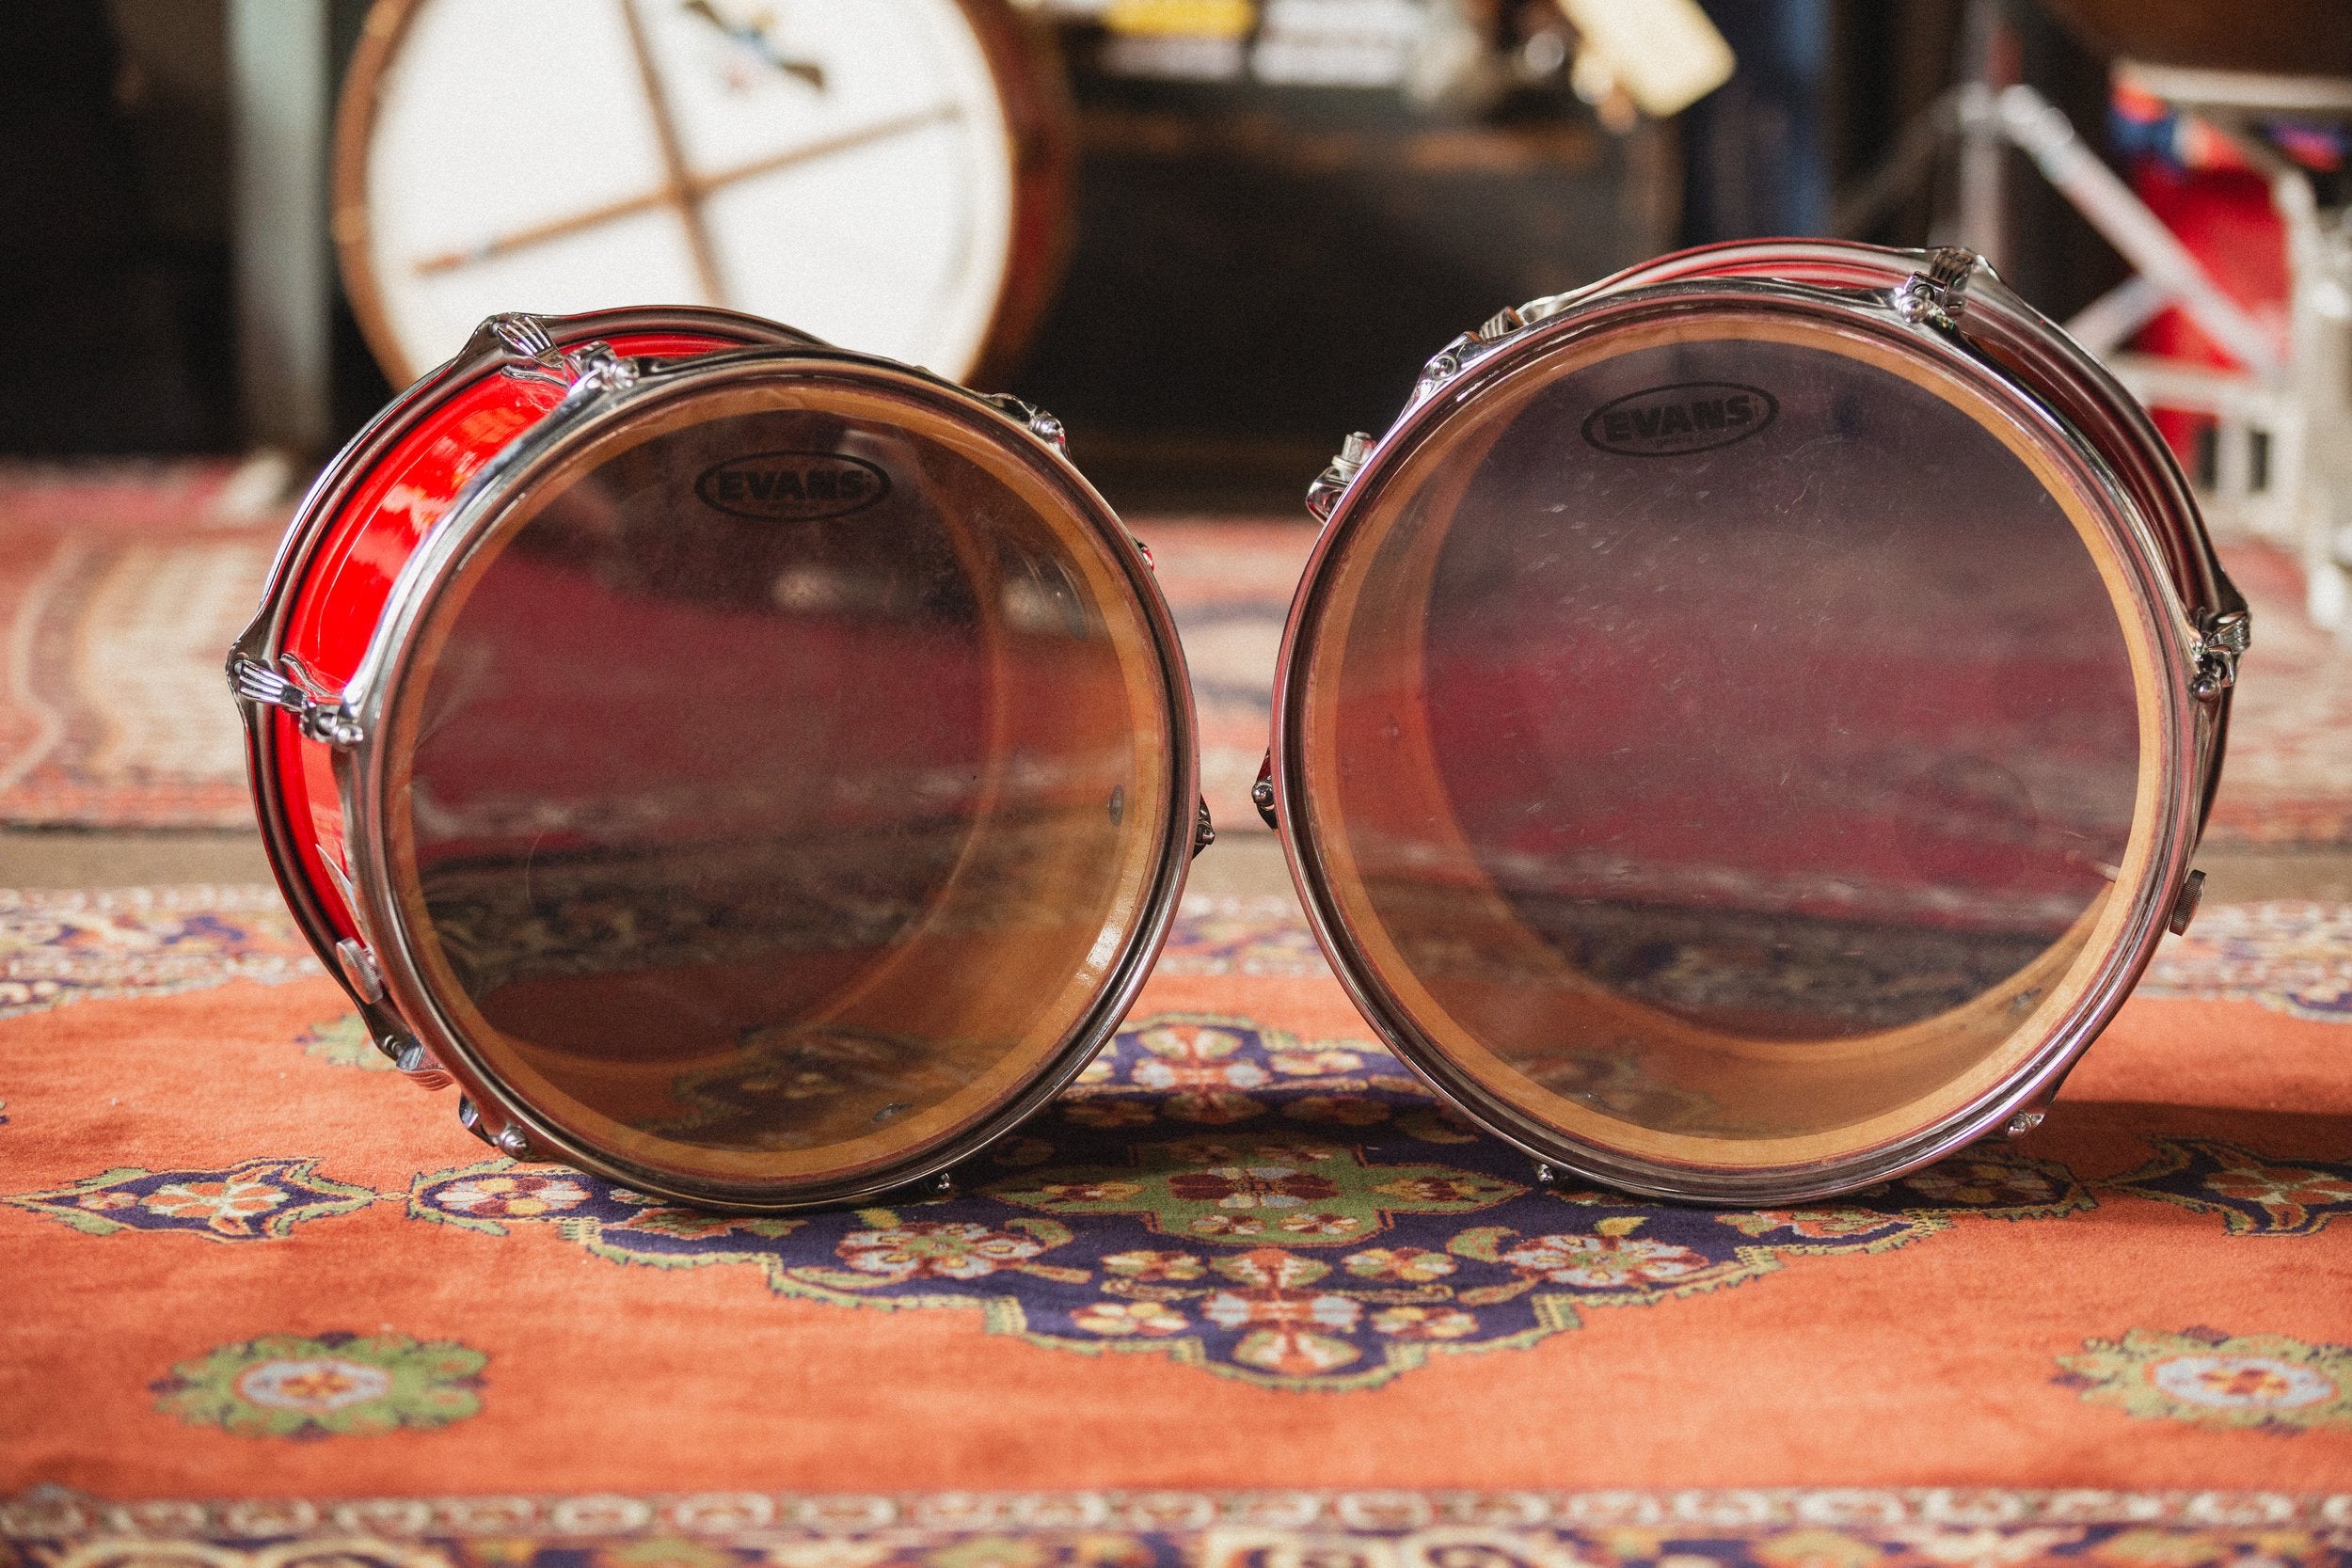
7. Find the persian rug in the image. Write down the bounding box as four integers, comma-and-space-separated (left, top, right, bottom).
1140, 519, 1319, 840
8, 1486, 2352, 1568
0, 480, 2344, 843
0, 458, 292, 830
2, 886, 2347, 1564
2203, 541, 2352, 847
1143, 522, 2352, 849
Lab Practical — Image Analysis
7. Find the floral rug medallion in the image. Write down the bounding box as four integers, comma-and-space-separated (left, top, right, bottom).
406, 1013, 2094, 1388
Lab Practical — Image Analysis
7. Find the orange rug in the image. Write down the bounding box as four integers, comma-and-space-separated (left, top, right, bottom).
3, 886, 2348, 1564
0, 460, 291, 830
1147, 522, 2352, 851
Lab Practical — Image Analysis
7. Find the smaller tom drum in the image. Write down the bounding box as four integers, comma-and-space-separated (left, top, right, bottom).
1266, 242, 2247, 1204
233, 308, 1202, 1211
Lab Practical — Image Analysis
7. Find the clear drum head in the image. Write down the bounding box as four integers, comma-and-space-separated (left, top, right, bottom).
373, 361, 1185, 1206
1286, 296, 2186, 1197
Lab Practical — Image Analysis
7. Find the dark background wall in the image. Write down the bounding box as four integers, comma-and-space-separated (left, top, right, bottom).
0, 1, 236, 452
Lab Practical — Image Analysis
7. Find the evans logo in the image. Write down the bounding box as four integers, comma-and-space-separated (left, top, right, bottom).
695, 451, 890, 520
1581, 382, 1777, 456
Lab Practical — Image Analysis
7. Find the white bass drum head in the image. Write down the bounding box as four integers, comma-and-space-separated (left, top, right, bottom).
339, 0, 1052, 386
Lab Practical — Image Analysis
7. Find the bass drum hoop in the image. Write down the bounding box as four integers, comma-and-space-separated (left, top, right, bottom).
1271, 244, 2221, 1206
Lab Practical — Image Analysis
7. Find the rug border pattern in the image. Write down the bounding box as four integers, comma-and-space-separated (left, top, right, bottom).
8, 1486, 2352, 1539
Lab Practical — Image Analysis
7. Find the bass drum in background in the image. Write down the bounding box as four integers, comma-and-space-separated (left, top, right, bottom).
231, 308, 1200, 1212
335, 0, 1072, 388
1266, 241, 2248, 1206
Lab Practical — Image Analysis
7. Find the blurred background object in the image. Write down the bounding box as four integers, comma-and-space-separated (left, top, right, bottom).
2038, 0, 2352, 78
5, 0, 2351, 888
6, 0, 1717, 498
0, 2, 237, 452
1011, 0, 1689, 506
335, 0, 1072, 390
0, 0, 1947, 498
1831, 0, 2352, 631
22, 0, 2344, 511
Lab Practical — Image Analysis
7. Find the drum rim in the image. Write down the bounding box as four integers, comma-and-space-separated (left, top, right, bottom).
1586, 241, 2239, 626
328, 345, 1200, 1210
331, 0, 1073, 389
1266, 241, 2227, 1205
1621, 244, 2241, 840
232, 309, 816, 1058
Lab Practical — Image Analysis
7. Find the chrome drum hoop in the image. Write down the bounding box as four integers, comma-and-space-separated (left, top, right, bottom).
232, 309, 817, 1048
235, 319, 1200, 1212
1268, 241, 2241, 1206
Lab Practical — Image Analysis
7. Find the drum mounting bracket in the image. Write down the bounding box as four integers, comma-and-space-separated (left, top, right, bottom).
1305, 432, 1374, 523
1895, 247, 1981, 330
470, 314, 647, 401
983, 393, 1068, 451
2191, 609, 2251, 700
457, 1095, 540, 1162
228, 657, 364, 748
477, 312, 566, 376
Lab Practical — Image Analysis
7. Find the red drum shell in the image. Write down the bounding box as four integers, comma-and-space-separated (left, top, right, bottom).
236, 309, 1200, 1210
238, 310, 808, 1006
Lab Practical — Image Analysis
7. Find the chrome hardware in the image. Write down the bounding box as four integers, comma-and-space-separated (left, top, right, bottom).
229, 657, 364, 747
2003, 1111, 2046, 1139
485, 312, 559, 363
2168, 868, 2207, 936
563, 341, 639, 397
1305, 432, 1374, 523
1193, 798, 1217, 857
1477, 305, 1527, 341
1406, 305, 1535, 410
334, 938, 386, 1004
1252, 750, 1279, 829
1414, 333, 1478, 401
456, 1096, 532, 1157
395, 1039, 453, 1091
1533, 1162, 1560, 1188
474, 312, 573, 388
1895, 247, 1979, 329
2192, 609, 2251, 700
888, 1164, 959, 1203
985, 394, 1068, 451
475, 316, 640, 399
